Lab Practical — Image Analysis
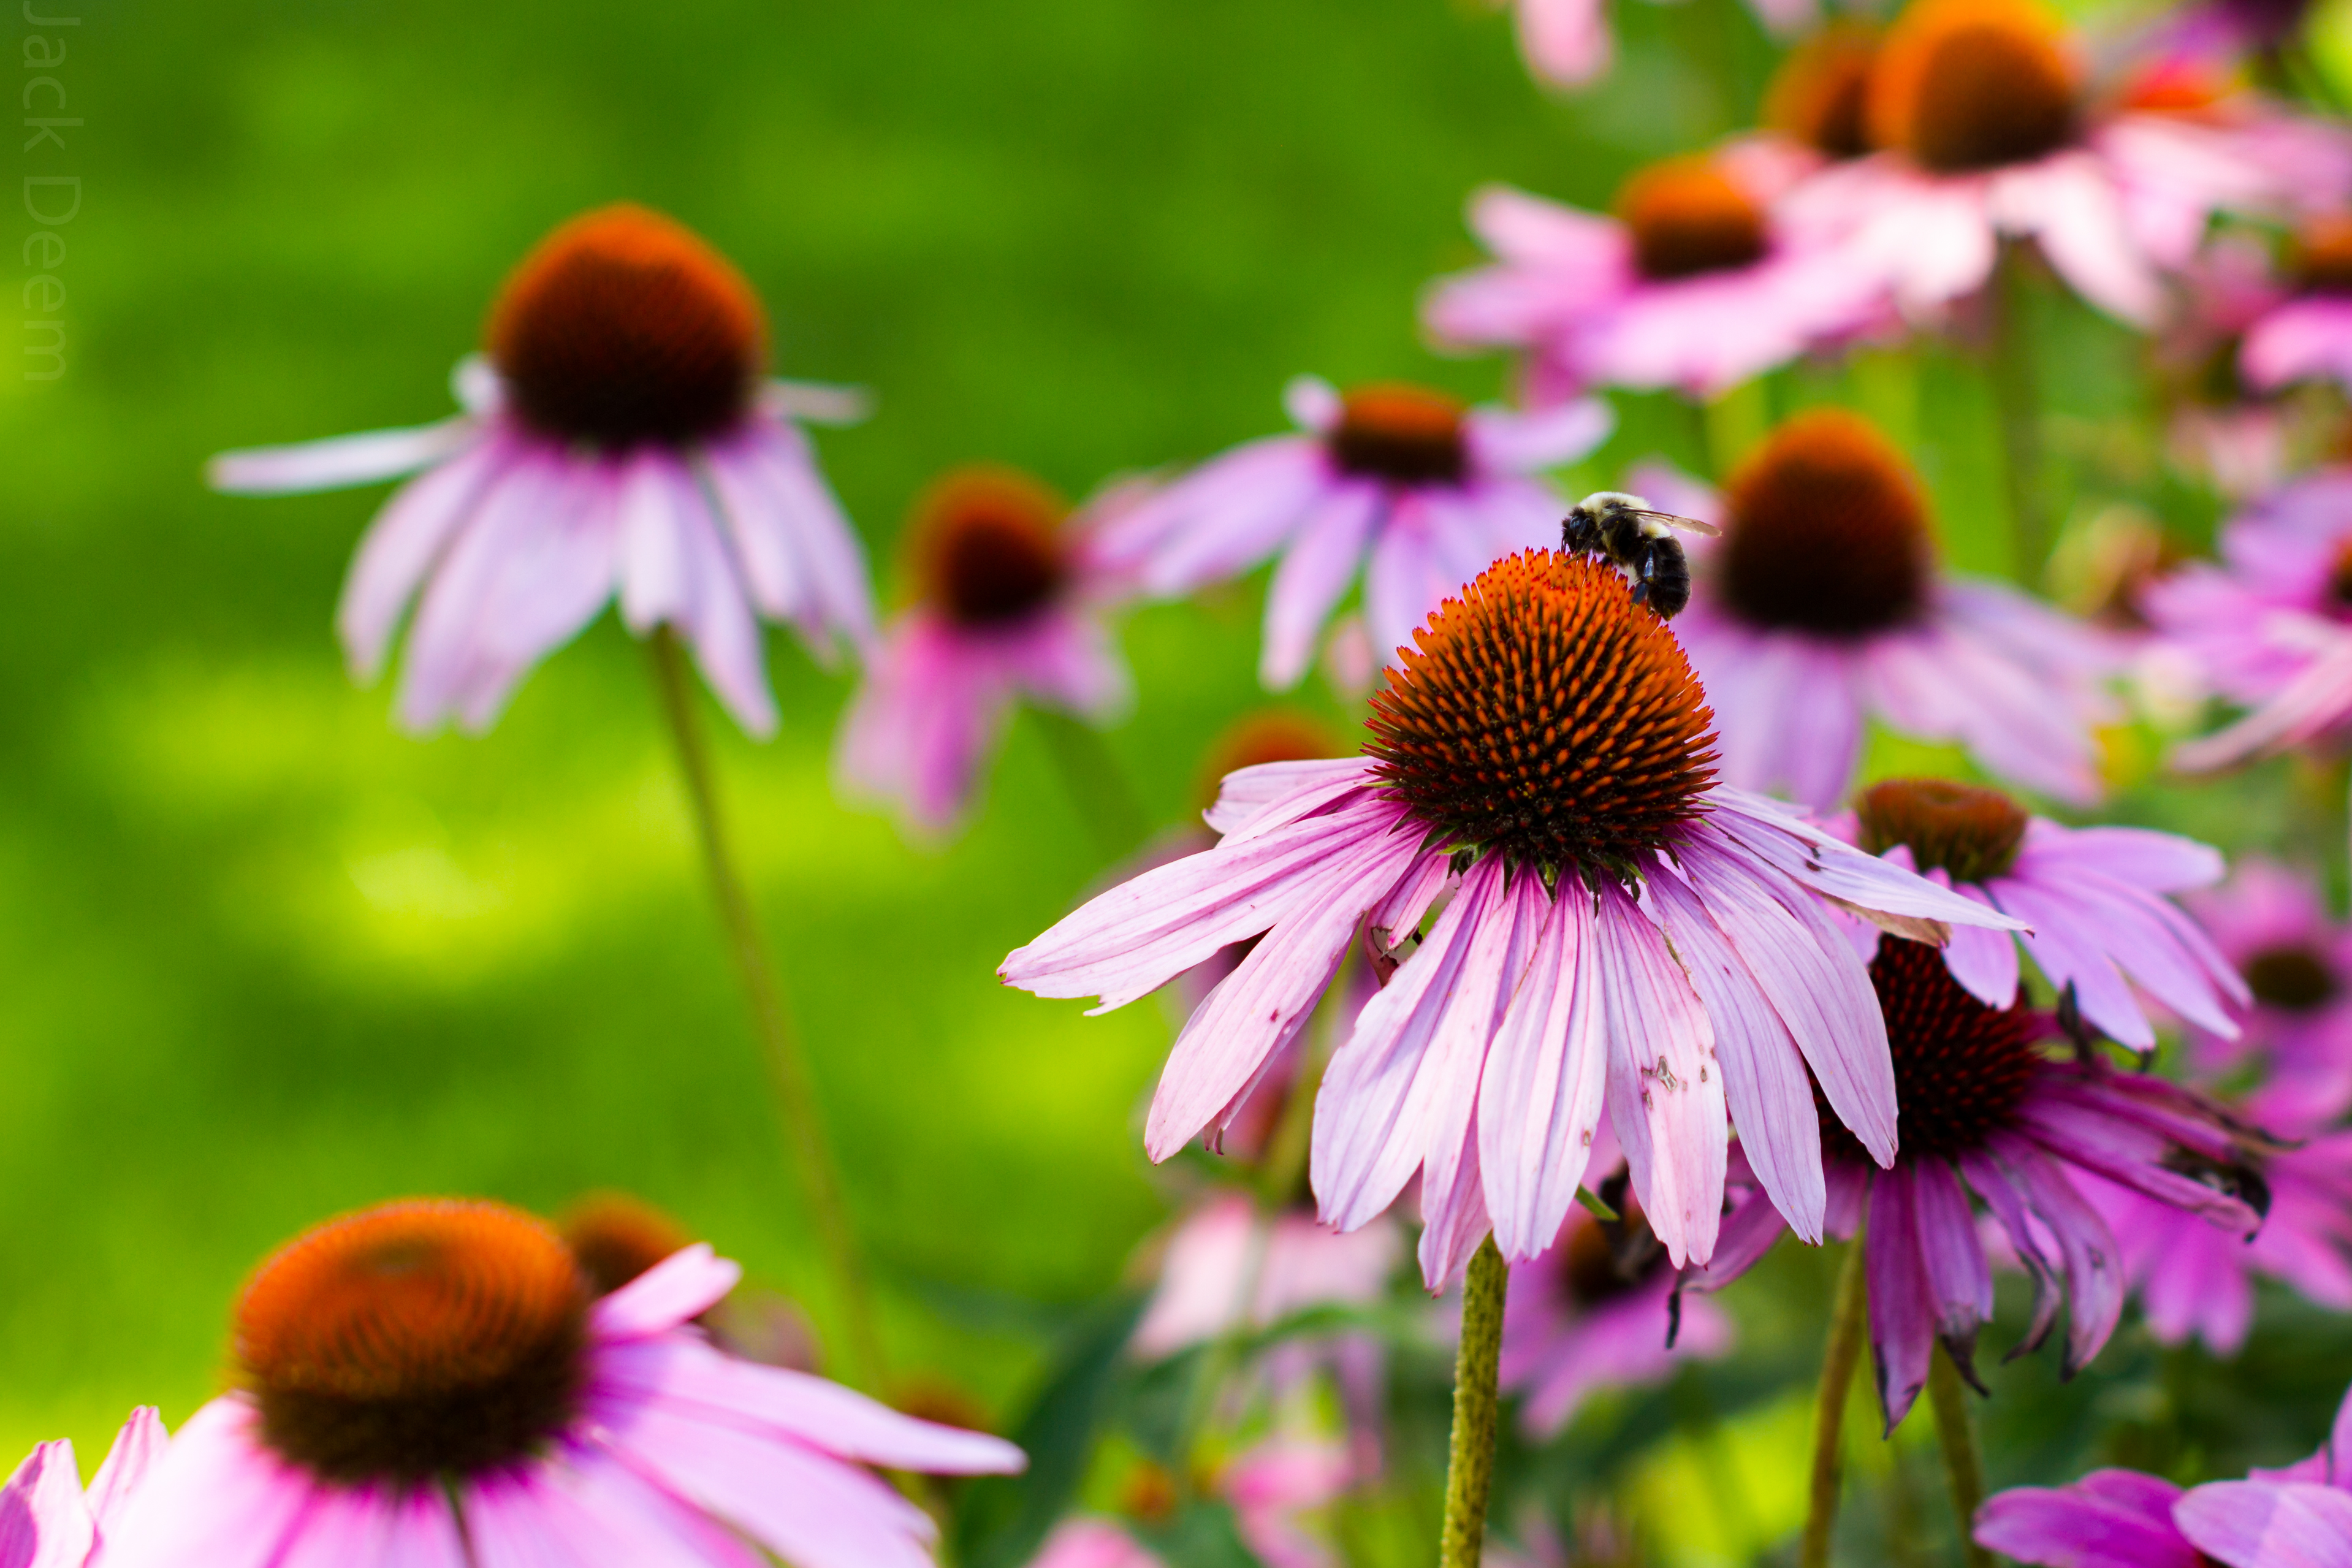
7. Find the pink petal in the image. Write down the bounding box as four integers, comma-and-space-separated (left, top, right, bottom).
210, 418, 476, 495
335, 436, 509, 682
594, 1336, 1023, 1474
2176, 1481, 2352, 1568
1986, 1131, 2126, 1376
1974, 1474, 2201, 1568
463, 1447, 764, 1568
1941, 885, 2023, 1009
1146, 820, 1426, 1159
1597, 881, 1727, 1268
86, 1407, 169, 1538
1911, 1155, 1995, 1363
1478, 879, 1610, 1262
1313, 859, 1516, 1234
1261, 483, 1383, 690
98, 1399, 314, 1568
1646, 856, 1827, 1242
1514, 0, 1611, 85
593, 1245, 742, 1341
1675, 832, 1898, 1169
1003, 789, 1403, 1010
1205, 759, 1382, 842
0, 1438, 89, 1568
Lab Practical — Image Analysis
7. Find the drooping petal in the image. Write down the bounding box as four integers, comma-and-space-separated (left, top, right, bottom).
1147, 820, 1426, 1159
1866, 1168, 1939, 1431
1597, 881, 1727, 1268
1261, 484, 1384, 690
1985, 1132, 2126, 1376
1002, 788, 1404, 1010
1958, 1146, 2066, 1359
1646, 858, 1827, 1243
335, 436, 511, 682
1676, 831, 1898, 1170
1314, 859, 1516, 1234
1478, 880, 1610, 1262
1911, 1155, 1995, 1379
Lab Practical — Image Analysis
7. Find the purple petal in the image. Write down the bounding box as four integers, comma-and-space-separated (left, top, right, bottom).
2175, 1481, 2352, 1568
1867, 1168, 1938, 1431
86, 1407, 169, 1537
1958, 1146, 2066, 1358
1942, 885, 2023, 1008
1986, 1132, 2126, 1376
1974, 1474, 2200, 1568
1204, 759, 1380, 841
1911, 1155, 1995, 1372
335, 436, 509, 682
0, 1437, 89, 1568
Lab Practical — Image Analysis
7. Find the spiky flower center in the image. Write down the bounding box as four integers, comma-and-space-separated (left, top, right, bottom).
1765, 24, 1881, 161
488, 205, 766, 451
911, 467, 1068, 628
1617, 159, 1771, 281
1717, 408, 1931, 637
560, 1193, 691, 1297
237, 1200, 589, 1485
1852, 938, 2039, 1161
2294, 216, 2352, 295
1367, 550, 1718, 885
2245, 945, 2337, 1011
1854, 777, 2029, 883
1559, 1174, 1666, 1307
1327, 384, 1470, 486
1868, 0, 2079, 175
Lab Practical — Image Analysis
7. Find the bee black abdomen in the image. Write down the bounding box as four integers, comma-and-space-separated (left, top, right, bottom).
1640, 544, 1692, 619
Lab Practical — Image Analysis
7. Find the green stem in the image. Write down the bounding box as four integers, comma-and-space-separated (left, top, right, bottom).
1031, 707, 1147, 860
645, 629, 888, 1390
1928, 1345, 1993, 1568
1440, 1238, 1509, 1568
1802, 1240, 1871, 1568
1989, 242, 2051, 585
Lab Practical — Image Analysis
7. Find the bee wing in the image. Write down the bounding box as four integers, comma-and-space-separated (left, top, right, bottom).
1626, 509, 1721, 537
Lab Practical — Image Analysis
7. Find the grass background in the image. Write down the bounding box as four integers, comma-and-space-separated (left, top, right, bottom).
6, 0, 2352, 1546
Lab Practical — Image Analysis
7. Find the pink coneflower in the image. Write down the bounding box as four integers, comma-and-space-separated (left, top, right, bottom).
1002, 549, 2020, 1286
2145, 468, 2352, 774
1667, 409, 2119, 810
2242, 216, 2352, 398
835, 466, 1130, 836
101, 1198, 1022, 1568
1777, 0, 2352, 327
1132, 1192, 1401, 1359
1499, 1128, 1733, 1436
1502, 0, 1817, 89
0, 1407, 168, 1566
1094, 380, 1607, 690
210, 204, 875, 736
1844, 778, 2245, 1052
1979, 1380, 2352, 1566
1699, 938, 2264, 1428
2084, 1114, 2352, 1355
2183, 856, 2352, 1110
1424, 151, 1890, 402
2154, 234, 2305, 499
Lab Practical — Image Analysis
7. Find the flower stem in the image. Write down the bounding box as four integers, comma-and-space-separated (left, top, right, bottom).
1440, 1236, 1509, 1568
1989, 241, 2052, 585
1801, 1239, 1870, 1568
645, 628, 888, 1390
1030, 707, 1147, 860
1927, 1344, 1993, 1568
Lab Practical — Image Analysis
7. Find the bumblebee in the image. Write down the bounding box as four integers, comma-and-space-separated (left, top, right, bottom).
1561, 490, 1721, 619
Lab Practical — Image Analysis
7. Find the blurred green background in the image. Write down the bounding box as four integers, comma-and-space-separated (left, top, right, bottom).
8, 0, 2352, 1547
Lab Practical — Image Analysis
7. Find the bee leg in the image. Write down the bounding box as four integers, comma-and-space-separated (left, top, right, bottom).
1629, 552, 1655, 604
